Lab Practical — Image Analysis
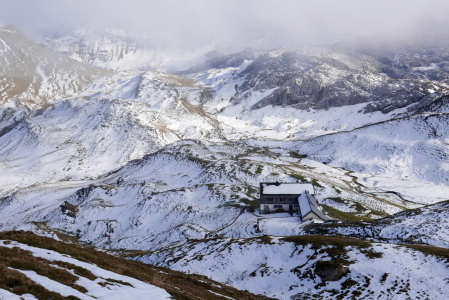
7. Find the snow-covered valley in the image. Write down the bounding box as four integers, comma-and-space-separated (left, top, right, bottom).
1, 23, 449, 299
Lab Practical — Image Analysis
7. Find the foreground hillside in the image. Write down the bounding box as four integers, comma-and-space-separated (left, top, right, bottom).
133, 234, 449, 299
0, 231, 270, 300
3, 231, 448, 300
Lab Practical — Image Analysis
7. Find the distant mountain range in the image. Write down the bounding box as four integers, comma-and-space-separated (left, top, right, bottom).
40, 27, 223, 72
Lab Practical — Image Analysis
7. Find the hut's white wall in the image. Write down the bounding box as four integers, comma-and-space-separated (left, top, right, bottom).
303, 212, 319, 221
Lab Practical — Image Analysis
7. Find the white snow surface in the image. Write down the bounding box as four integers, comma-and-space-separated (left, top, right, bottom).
0, 240, 171, 300
139, 237, 449, 299
298, 193, 311, 215
0, 289, 37, 299
262, 183, 314, 195
320, 199, 358, 213
291, 114, 449, 189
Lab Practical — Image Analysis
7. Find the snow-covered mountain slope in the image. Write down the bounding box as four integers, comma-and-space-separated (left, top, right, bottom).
174, 47, 449, 141
1, 26, 447, 228
290, 112, 449, 191
40, 27, 218, 72
0, 239, 171, 300
136, 235, 449, 300
0, 68, 223, 197
0, 231, 267, 300
1, 29, 447, 254
308, 200, 449, 248
0, 25, 107, 106
1, 139, 421, 252
2, 25, 449, 299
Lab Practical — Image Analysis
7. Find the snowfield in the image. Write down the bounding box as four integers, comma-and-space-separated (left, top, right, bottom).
138, 237, 449, 299
291, 113, 449, 192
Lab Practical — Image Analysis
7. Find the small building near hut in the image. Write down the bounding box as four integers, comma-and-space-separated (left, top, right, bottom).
259, 182, 329, 222
297, 191, 329, 222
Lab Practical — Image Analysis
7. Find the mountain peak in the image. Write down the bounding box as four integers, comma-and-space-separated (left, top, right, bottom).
0, 24, 107, 106
0, 24, 20, 32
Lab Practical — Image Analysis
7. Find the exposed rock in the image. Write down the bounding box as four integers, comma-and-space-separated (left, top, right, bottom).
60, 201, 78, 219
314, 261, 349, 282
184, 46, 449, 114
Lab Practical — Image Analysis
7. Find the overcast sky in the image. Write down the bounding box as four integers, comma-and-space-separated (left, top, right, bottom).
1, 0, 449, 48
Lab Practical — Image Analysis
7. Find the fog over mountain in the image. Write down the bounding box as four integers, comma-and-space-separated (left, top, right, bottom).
1, 0, 449, 48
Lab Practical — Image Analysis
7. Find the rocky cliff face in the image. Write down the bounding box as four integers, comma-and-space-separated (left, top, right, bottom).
184, 46, 449, 114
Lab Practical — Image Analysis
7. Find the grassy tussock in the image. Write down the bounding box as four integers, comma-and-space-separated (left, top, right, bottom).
283, 235, 383, 264
321, 204, 373, 222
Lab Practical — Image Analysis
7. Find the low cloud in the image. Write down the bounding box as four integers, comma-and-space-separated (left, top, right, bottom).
1, 0, 449, 49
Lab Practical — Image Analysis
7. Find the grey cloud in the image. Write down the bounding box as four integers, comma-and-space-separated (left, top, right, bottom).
1, 0, 449, 48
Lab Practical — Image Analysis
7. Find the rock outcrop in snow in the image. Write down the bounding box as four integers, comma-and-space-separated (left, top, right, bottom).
183, 47, 449, 114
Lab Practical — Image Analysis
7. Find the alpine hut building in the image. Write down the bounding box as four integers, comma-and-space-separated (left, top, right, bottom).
259, 182, 329, 222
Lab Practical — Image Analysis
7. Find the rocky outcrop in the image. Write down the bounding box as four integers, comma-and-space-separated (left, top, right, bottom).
186, 46, 449, 114
314, 261, 349, 282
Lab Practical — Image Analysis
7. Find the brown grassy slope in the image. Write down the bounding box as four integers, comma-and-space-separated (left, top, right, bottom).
0, 243, 85, 299
0, 264, 80, 300
283, 234, 449, 264
0, 231, 273, 300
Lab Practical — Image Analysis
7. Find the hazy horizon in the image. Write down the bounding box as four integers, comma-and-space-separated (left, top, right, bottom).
1, 0, 449, 50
